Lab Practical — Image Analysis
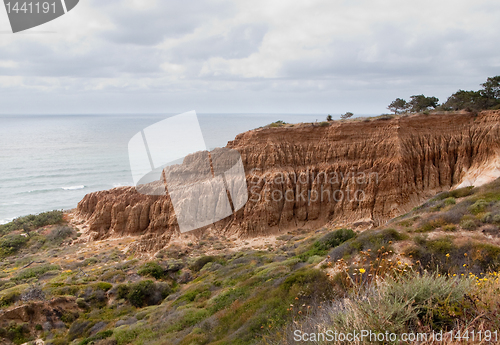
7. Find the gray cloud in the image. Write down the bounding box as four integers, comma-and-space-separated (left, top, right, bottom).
0, 0, 499, 115
100, 0, 236, 46
168, 23, 268, 62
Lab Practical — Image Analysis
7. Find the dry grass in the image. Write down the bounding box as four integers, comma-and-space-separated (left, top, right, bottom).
268, 266, 500, 345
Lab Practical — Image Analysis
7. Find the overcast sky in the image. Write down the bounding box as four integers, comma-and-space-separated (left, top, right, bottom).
0, 0, 499, 115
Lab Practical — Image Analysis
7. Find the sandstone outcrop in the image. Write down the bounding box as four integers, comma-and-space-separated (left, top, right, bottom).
75, 111, 500, 251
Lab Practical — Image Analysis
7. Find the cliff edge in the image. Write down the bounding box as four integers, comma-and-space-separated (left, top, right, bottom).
74, 111, 500, 251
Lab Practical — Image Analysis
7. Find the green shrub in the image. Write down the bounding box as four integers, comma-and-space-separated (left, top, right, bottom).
0, 210, 64, 235
95, 282, 113, 291
268, 120, 287, 128
0, 234, 28, 257
444, 197, 456, 206
128, 280, 152, 307
417, 218, 446, 232
2, 323, 30, 344
281, 268, 334, 302
209, 287, 248, 314
450, 186, 474, 198
397, 216, 420, 227
0, 280, 16, 292
61, 310, 78, 323
114, 327, 140, 345
138, 262, 164, 280
330, 228, 406, 260
298, 228, 356, 261
493, 214, 500, 224
100, 269, 126, 283
471, 243, 500, 271
408, 235, 500, 273
307, 255, 323, 264
0, 289, 21, 307
433, 191, 451, 201
482, 212, 493, 223
78, 330, 114, 345
82, 257, 98, 266
176, 285, 211, 305
190, 256, 224, 272
432, 187, 474, 201
14, 264, 60, 281
76, 297, 89, 309
313, 272, 472, 336
442, 224, 457, 232
460, 219, 477, 230
81, 286, 108, 308
316, 228, 356, 251
120, 280, 170, 307
468, 199, 489, 215
427, 238, 455, 254
169, 309, 209, 332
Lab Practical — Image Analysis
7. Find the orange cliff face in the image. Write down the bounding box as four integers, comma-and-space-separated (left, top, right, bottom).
75, 111, 500, 251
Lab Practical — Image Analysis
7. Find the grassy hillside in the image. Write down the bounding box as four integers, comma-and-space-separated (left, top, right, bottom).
1, 179, 500, 344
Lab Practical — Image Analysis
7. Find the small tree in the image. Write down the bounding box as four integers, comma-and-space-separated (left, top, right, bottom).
408, 95, 439, 113
22, 224, 31, 238
480, 76, 500, 109
387, 98, 409, 114
480, 76, 500, 100
442, 90, 487, 111
326, 114, 333, 121
340, 112, 353, 119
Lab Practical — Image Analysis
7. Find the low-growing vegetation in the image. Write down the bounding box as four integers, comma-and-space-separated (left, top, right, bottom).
0, 179, 500, 344
0, 210, 64, 235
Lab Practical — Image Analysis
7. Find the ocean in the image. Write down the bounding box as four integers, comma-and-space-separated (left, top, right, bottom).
0, 113, 335, 224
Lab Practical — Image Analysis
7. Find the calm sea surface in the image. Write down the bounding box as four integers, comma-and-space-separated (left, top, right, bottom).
0, 113, 339, 223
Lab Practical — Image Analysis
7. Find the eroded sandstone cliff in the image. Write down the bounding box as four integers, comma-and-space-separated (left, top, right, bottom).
75, 111, 500, 251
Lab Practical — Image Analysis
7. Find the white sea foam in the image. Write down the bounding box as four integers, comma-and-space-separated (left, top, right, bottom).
61, 185, 85, 190
0, 218, 14, 225
26, 188, 59, 194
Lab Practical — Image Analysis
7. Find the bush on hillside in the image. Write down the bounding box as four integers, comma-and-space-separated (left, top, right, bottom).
0, 234, 28, 257
0, 289, 21, 307
298, 228, 356, 261
46, 225, 77, 244
329, 228, 406, 260
312, 272, 470, 335
116, 280, 171, 307
407, 236, 500, 273
190, 256, 225, 272
316, 229, 356, 251
468, 199, 489, 215
460, 218, 477, 230
0, 210, 64, 235
138, 261, 164, 280
14, 264, 60, 281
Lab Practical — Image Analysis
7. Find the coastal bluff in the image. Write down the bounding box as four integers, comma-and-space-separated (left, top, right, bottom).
74, 111, 500, 251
